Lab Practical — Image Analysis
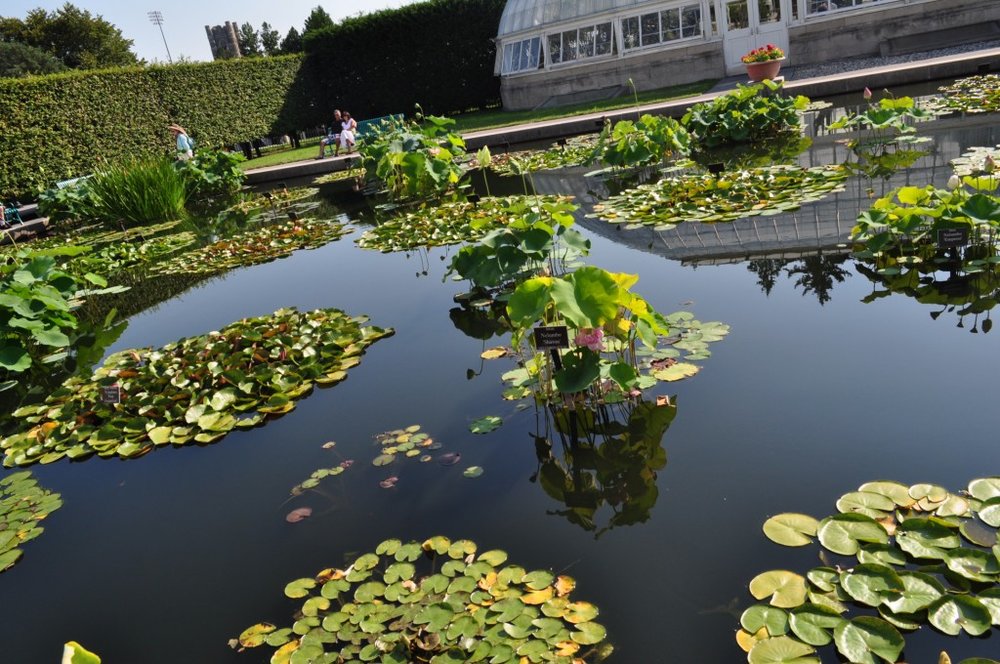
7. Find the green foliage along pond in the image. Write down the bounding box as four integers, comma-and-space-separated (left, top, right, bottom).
0, 471, 61, 573
937, 74, 1000, 114
236, 536, 612, 664
592, 165, 848, 229
739, 478, 1000, 664
1, 307, 393, 466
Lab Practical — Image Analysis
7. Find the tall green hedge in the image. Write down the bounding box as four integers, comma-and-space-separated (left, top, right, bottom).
303, 0, 505, 117
0, 56, 307, 198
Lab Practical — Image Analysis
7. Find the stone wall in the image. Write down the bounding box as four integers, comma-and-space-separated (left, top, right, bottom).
500, 40, 724, 110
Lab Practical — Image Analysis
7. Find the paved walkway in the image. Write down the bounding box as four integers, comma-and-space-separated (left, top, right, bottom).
227, 45, 1000, 188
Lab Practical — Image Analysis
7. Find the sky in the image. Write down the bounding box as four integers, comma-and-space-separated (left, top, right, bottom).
3, 0, 422, 62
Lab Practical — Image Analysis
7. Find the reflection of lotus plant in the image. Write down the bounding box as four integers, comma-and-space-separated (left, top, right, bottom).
236, 536, 613, 663
828, 92, 935, 149
739, 478, 1000, 664
0, 471, 62, 574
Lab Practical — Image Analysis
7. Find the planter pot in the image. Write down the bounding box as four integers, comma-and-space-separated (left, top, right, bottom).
745, 58, 784, 82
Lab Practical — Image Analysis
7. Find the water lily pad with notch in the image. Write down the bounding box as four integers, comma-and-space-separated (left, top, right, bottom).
0, 308, 393, 467
741, 605, 789, 637
763, 513, 819, 547
747, 635, 818, 664
928, 595, 993, 636
750, 571, 808, 609
833, 617, 904, 664
817, 514, 889, 556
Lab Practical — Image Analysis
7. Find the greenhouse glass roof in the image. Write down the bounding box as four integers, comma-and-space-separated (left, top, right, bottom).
497, 0, 663, 37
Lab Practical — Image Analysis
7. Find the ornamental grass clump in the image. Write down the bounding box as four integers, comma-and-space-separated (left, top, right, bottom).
85, 158, 188, 228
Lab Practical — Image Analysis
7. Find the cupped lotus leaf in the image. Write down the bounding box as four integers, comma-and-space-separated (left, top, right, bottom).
927, 595, 992, 636
747, 636, 819, 664
969, 477, 1000, 502
943, 547, 1000, 582
741, 605, 789, 636
763, 513, 819, 547
858, 481, 916, 508
469, 417, 502, 434
833, 617, 904, 664
817, 514, 888, 555
836, 492, 896, 519
737, 627, 769, 653
788, 604, 845, 646
882, 571, 946, 614
839, 564, 904, 607
652, 362, 700, 382
284, 578, 317, 599
750, 571, 808, 609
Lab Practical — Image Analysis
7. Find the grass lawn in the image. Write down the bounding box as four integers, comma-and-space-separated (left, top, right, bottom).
241, 79, 716, 171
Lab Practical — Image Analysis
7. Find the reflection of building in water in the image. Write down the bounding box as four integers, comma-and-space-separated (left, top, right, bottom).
529, 112, 1000, 266
495, 0, 999, 109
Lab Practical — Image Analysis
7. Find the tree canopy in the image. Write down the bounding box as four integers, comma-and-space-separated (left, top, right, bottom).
303, 6, 334, 36
0, 3, 137, 69
0, 41, 66, 78
279, 27, 303, 54
260, 22, 280, 56
237, 22, 261, 57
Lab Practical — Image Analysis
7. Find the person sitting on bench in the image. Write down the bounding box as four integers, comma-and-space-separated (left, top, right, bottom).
317, 110, 343, 159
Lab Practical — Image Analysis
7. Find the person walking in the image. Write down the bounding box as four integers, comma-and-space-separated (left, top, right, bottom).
317, 110, 343, 159
169, 124, 194, 160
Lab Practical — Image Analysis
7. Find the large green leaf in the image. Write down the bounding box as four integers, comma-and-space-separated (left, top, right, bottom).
507, 278, 552, 327
788, 604, 845, 646
882, 571, 945, 614
554, 349, 601, 393
555, 268, 620, 328
839, 564, 904, 608
763, 513, 819, 547
833, 617, 903, 664
748, 636, 819, 664
750, 570, 808, 608
927, 595, 992, 636
816, 514, 888, 555
741, 605, 789, 636
63, 641, 101, 664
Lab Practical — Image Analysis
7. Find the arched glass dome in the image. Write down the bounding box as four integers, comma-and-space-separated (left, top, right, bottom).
498, 0, 661, 37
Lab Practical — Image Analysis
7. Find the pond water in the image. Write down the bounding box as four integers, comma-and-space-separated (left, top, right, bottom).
3, 90, 1000, 663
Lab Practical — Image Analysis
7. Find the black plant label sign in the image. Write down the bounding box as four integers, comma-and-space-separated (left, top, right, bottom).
534, 326, 570, 350
99, 384, 122, 405
938, 228, 969, 248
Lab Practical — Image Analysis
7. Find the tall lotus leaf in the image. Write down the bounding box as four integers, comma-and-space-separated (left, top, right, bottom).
763, 513, 819, 547
927, 595, 992, 636
556, 268, 620, 328
554, 349, 601, 394
833, 617, 903, 664
962, 194, 1000, 224
816, 514, 888, 555
508, 278, 553, 328
750, 570, 808, 608
0, 345, 30, 372
747, 636, 818, 664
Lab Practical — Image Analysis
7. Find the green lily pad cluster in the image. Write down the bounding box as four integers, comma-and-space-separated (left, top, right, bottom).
314, 169, 367, 185
356, 196, 575, 253
739, 478, 1000, 664
291, 465, 347, 496
951, 145, 1000, 178
0, 470, 62, 573
236, 535, 612, 664
226, 188, 321, 215
592, 165, 848, 228
372, 424, 440, 467
937, 75, 1000, 114
151, 219, 351, 276
67, 230, 197, 279
1, 307, 393, 466
488, 136, 599, 177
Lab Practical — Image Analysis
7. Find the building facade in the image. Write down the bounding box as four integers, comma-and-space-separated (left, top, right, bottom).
495, 0, 1000, 109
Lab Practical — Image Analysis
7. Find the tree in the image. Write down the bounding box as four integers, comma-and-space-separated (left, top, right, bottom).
260, 22, 280, 56
0, 41, 66, 78
237, 22, 260, 57
303, 6, 334, 36
279, 26, 303, 54
0, 3, 137, 69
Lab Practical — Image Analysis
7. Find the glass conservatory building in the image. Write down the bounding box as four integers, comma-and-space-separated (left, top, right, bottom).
495, 0, 999, 109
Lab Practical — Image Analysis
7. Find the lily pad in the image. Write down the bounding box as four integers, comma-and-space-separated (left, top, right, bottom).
463, 466, 484, 478
0, 471, 61, 573
748, 636, 818, 664
750, 570, 808, 609
469, 416, 502, 434
763, 513, 819, 547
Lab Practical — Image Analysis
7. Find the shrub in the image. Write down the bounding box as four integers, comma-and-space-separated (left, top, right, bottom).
681, 81, 809, 149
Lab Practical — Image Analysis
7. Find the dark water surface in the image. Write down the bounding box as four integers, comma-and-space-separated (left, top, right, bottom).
3, 100, 1000, 663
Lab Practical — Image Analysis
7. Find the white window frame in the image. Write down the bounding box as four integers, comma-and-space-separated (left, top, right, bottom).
500, 36, 542, 75
804, 0, 894, 18
620, 2, 705, 53
547, 21, 616, 67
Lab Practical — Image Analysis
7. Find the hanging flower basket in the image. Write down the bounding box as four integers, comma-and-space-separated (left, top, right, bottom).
742, 44, 786, 82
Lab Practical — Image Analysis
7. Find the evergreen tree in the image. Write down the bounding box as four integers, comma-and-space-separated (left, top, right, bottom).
303, 6, 334, 36
237, 22, 261, 57
279, 26, 303, 54
260, 21, 280, 56
0, 41, 66, 78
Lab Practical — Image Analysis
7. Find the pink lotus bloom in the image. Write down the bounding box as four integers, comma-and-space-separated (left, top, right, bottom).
574, 328, 605, 352
863, 87, 873, 100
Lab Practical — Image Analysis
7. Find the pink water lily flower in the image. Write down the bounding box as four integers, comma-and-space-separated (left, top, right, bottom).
574, 328, 605, 352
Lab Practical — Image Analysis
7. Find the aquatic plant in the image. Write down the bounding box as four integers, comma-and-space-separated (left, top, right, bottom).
151, 218, 351, 276
937, 74, 1000, 114
36, 177, 98, 227
588, 114, 691, 171
372, 424, 441, 468
536, 398, 675, 536
499, 267, 729, 404
314, 168, 367, 185
62, 641, 100, 664
681, 81, 809, 149
359, 114, 467, 201
357, 196, 575, 253
0, 471, 61, 573
828, 93, 936, 147
739, 478, 1000, 664
84, 157, 190, 228
592, 165, 847, 229
691, 134, 812, 172
1, 307, 393, 466
235, 536, 612, 663
174, 148, 246, 201
488, 136, 599, 177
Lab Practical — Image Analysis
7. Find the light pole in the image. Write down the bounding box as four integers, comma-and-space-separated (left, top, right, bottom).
147, 10, 173, 64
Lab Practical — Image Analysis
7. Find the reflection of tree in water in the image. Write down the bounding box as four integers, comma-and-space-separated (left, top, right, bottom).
533, 398, 676, 538
785, 254, 852, 305
745, 253, 852, 304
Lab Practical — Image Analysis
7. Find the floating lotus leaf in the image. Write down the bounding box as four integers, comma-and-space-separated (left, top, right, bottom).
833, 617, 904, 664
787, 605, 845, 647
937, 75, 1000, 114
239, 537, 611, 662
0, 471, 61, 573
469, 416, 502, 434
763, 513, 819, 547
858, 481, 917, 508
591, 165, 847, 228
736, 627, 769, 653
840, 564, 904, 607
837, 492, 896, 519
970, 477, 1000, 502
481, 347, 509, 360
1, 308, 392, 466
651, 362, 699, 382
817, 514, 888, 555
225, 187, 319, 215
928, 595, 992, 636
151, 218, 351, 276
313, 168, 367, 184
291, 465, 345, 495
750, 571, 808, 609
356, 196, 576, 253
741, 605, 789, 637
747, 636, 818, 664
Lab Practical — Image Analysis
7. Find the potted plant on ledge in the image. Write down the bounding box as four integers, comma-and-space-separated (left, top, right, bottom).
742, 44, 785, 82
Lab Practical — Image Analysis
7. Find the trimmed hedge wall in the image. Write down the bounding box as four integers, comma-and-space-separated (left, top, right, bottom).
0, 56, 307, 198
303, 0, 505, 118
